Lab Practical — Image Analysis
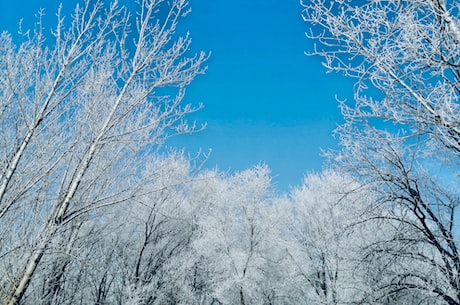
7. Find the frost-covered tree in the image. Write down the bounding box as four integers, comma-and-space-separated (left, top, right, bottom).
285, 170, 373, 305
0, 0, 207, 304
303, 0, 459, 152
115, 155, 198, 305
302, 0, 460, 304
190, 165, 286, 305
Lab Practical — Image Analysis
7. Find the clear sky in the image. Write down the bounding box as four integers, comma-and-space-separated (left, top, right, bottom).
0, 0, 356, 190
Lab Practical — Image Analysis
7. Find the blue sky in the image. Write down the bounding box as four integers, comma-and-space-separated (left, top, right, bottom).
0, 0, 356, 190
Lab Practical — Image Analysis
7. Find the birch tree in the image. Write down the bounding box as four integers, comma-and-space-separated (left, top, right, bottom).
0, 0, 207, 304
302, 0, 460, 304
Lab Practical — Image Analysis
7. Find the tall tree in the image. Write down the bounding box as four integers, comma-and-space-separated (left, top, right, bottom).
302, 0, 460, 304
0, 0, 207, 304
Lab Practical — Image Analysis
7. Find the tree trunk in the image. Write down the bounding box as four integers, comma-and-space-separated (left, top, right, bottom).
4, 240, 49, 305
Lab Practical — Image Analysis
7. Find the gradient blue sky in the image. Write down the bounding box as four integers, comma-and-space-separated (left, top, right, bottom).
0, 0, 356, 190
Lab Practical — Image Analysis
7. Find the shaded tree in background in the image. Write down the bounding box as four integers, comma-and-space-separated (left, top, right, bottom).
285, 170, 370, 305
302, 0, 460, 304
190, 165, 284, 305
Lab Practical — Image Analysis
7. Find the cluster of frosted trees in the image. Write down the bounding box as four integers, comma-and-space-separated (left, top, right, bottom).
0, 0, 459, 304
0, 143, 397, 305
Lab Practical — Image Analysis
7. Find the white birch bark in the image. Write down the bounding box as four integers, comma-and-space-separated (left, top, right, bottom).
1, 0, 207, 304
